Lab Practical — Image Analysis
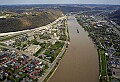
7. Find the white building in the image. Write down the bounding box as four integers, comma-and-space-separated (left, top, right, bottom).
3, 39, 15, 46
25, 45, 41, 55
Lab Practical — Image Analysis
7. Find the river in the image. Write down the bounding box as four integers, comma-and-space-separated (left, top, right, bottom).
48, 16, 99, 82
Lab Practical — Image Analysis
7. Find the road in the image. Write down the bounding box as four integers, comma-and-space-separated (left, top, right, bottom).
38, 17, 69, 82
38, 43, 67, 82
0, 15, 68, 82
0, 16, 66, 37
110, 21, 120, 36
0, 45, 51, 66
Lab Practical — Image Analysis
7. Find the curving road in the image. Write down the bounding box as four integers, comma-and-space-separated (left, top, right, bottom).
48, 15, 99, 82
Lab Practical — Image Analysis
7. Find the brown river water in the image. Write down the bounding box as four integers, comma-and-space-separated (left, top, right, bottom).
48, 16, 99, 82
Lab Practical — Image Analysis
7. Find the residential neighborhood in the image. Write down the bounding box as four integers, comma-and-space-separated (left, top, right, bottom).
0, 3, 120, 82
76, 11, 120, 82
0, 15, 69, 82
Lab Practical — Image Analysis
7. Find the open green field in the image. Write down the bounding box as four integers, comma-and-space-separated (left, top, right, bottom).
98, 49, 108, 81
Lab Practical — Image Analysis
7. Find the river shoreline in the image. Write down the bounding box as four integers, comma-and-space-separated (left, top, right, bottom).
48, 15, 99, 82
45, 49, 67, 82
43, 17, 70, 82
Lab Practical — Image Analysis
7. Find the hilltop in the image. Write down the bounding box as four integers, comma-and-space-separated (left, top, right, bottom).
109, 8, 120, 25
0, 9, 63, 33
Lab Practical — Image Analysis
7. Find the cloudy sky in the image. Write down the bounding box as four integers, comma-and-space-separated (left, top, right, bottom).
0, 0, 120, 5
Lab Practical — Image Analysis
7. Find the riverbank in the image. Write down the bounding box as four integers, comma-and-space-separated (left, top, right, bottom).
76, 15, 108, 81
41, 18, 70, 82
48, 15, 99, 82
76, 13, 120, 82
44, 47, 68, 82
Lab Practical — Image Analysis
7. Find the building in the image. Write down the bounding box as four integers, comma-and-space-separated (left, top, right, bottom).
25, 45, 41, 55
3, 39, 15, 46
